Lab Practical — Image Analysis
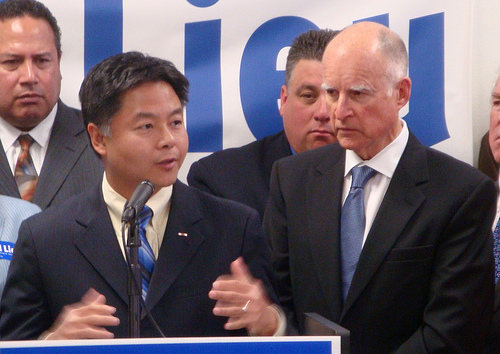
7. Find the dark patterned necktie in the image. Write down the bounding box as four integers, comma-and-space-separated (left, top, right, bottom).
340, 166, 376, 301
493, 217, 500, 283
138, 206, 155, 300
15, 135, 38, 201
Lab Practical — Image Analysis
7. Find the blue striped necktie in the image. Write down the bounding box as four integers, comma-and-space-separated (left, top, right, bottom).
340, 166, 376, 302
138, 205, 155, 301
493, 217, 500, 283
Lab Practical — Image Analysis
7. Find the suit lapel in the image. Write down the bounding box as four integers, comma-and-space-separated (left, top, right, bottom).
144, 182, 205, 314
73, 186, 129, 304
263, 131, 292, 184
307, 147, 345, 321
341, 135, 428, 317
0, 139, 20, 198
33, 102, 88, 209
495, 281, 500, 312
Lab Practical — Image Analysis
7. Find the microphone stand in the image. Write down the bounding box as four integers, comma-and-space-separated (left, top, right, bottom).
126, 213, 142, 338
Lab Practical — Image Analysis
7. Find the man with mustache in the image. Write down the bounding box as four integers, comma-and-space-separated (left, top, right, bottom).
0, 0, 102, 209
188, 29, 338, 219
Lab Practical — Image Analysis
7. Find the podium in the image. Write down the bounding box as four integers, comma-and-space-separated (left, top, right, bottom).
0, 314, 349, 353
0, 336, 341, 353
304, 312, 350, 353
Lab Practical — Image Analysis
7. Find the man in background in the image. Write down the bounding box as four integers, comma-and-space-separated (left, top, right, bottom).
484, 70, 500, 353
264, 21, 495, 353
187, 29, 338, 218
0, 0, 102, 209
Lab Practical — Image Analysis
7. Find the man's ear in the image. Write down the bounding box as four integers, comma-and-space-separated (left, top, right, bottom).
87, 123, 107, 158
279, 85, 288, 117
396, 76, 411, 109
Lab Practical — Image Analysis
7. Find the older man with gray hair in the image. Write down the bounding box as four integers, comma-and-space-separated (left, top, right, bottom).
264, 21, 495, 353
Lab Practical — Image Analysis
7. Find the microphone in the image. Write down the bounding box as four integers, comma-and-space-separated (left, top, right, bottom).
121, 180, 155, 223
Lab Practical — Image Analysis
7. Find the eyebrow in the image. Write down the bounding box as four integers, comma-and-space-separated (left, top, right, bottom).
170, 107, 184, 116
134, 107, 184, 119
296, 84, 319, 92
321, 83, 332, 91
0, 51, 53, 57
349, 84, 373, 92
0, 53, 21, 59
32, 52, 54, 57
134, 111, 156, 119
320, 83, 374, 93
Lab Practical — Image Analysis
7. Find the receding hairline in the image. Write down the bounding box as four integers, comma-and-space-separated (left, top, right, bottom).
342, 23, 407, 83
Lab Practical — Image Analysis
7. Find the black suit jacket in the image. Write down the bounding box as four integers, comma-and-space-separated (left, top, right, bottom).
0, 100, 103, 209
486, 283, 500, 352
264, 133, 496, 353
478, 131, 499, 182
187, 131, 291, 219
0, 181, 277, 339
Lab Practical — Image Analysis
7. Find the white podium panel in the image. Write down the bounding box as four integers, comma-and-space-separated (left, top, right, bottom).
0, 336, 341, 354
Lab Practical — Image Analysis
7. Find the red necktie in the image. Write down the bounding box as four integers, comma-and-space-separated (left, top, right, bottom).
15, 135, 38, 201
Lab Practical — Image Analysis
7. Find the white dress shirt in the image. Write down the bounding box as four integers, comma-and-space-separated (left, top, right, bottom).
342, 119, 409, 246
494, 176, 500, 231
0, 103, 57, 175
101, 173, 172, 259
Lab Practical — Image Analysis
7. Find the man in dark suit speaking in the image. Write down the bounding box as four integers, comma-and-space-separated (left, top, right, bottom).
0, 52, 283, 339
187, 29, 338, 218
264, 21, 496, 353
0, 0, 102, 209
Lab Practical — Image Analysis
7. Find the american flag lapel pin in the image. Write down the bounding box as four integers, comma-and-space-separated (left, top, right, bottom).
178, 232, 188, 237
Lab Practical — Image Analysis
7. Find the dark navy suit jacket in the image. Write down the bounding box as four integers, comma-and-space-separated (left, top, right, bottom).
264, 133, 496, 353
0, 181, 277, 339
187, 130, 291, 219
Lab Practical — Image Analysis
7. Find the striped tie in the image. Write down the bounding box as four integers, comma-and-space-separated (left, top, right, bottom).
15, 135, 38, 201
493, 217, 500, 283
137, 206, 155, 301
340, 165, 376, 301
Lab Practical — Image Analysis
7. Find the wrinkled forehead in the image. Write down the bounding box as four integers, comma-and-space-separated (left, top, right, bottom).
0, 16, 57, 52
288, 59, 322, 85
322, 45, 387, 87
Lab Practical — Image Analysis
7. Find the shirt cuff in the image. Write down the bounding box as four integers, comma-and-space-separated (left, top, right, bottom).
248, 304, 286, 336
269, 304, 287, 336
38, 330, 54, 340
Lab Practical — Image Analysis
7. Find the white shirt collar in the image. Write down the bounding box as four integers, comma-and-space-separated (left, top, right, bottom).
345, 119, 409, 178
102, 172, 172, 225
101, 172, 173, 252
0, 102, 57, 152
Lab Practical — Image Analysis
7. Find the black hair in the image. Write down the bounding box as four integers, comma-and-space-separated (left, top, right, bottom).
79, 51, 189, 134
0, 0, 62, 57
